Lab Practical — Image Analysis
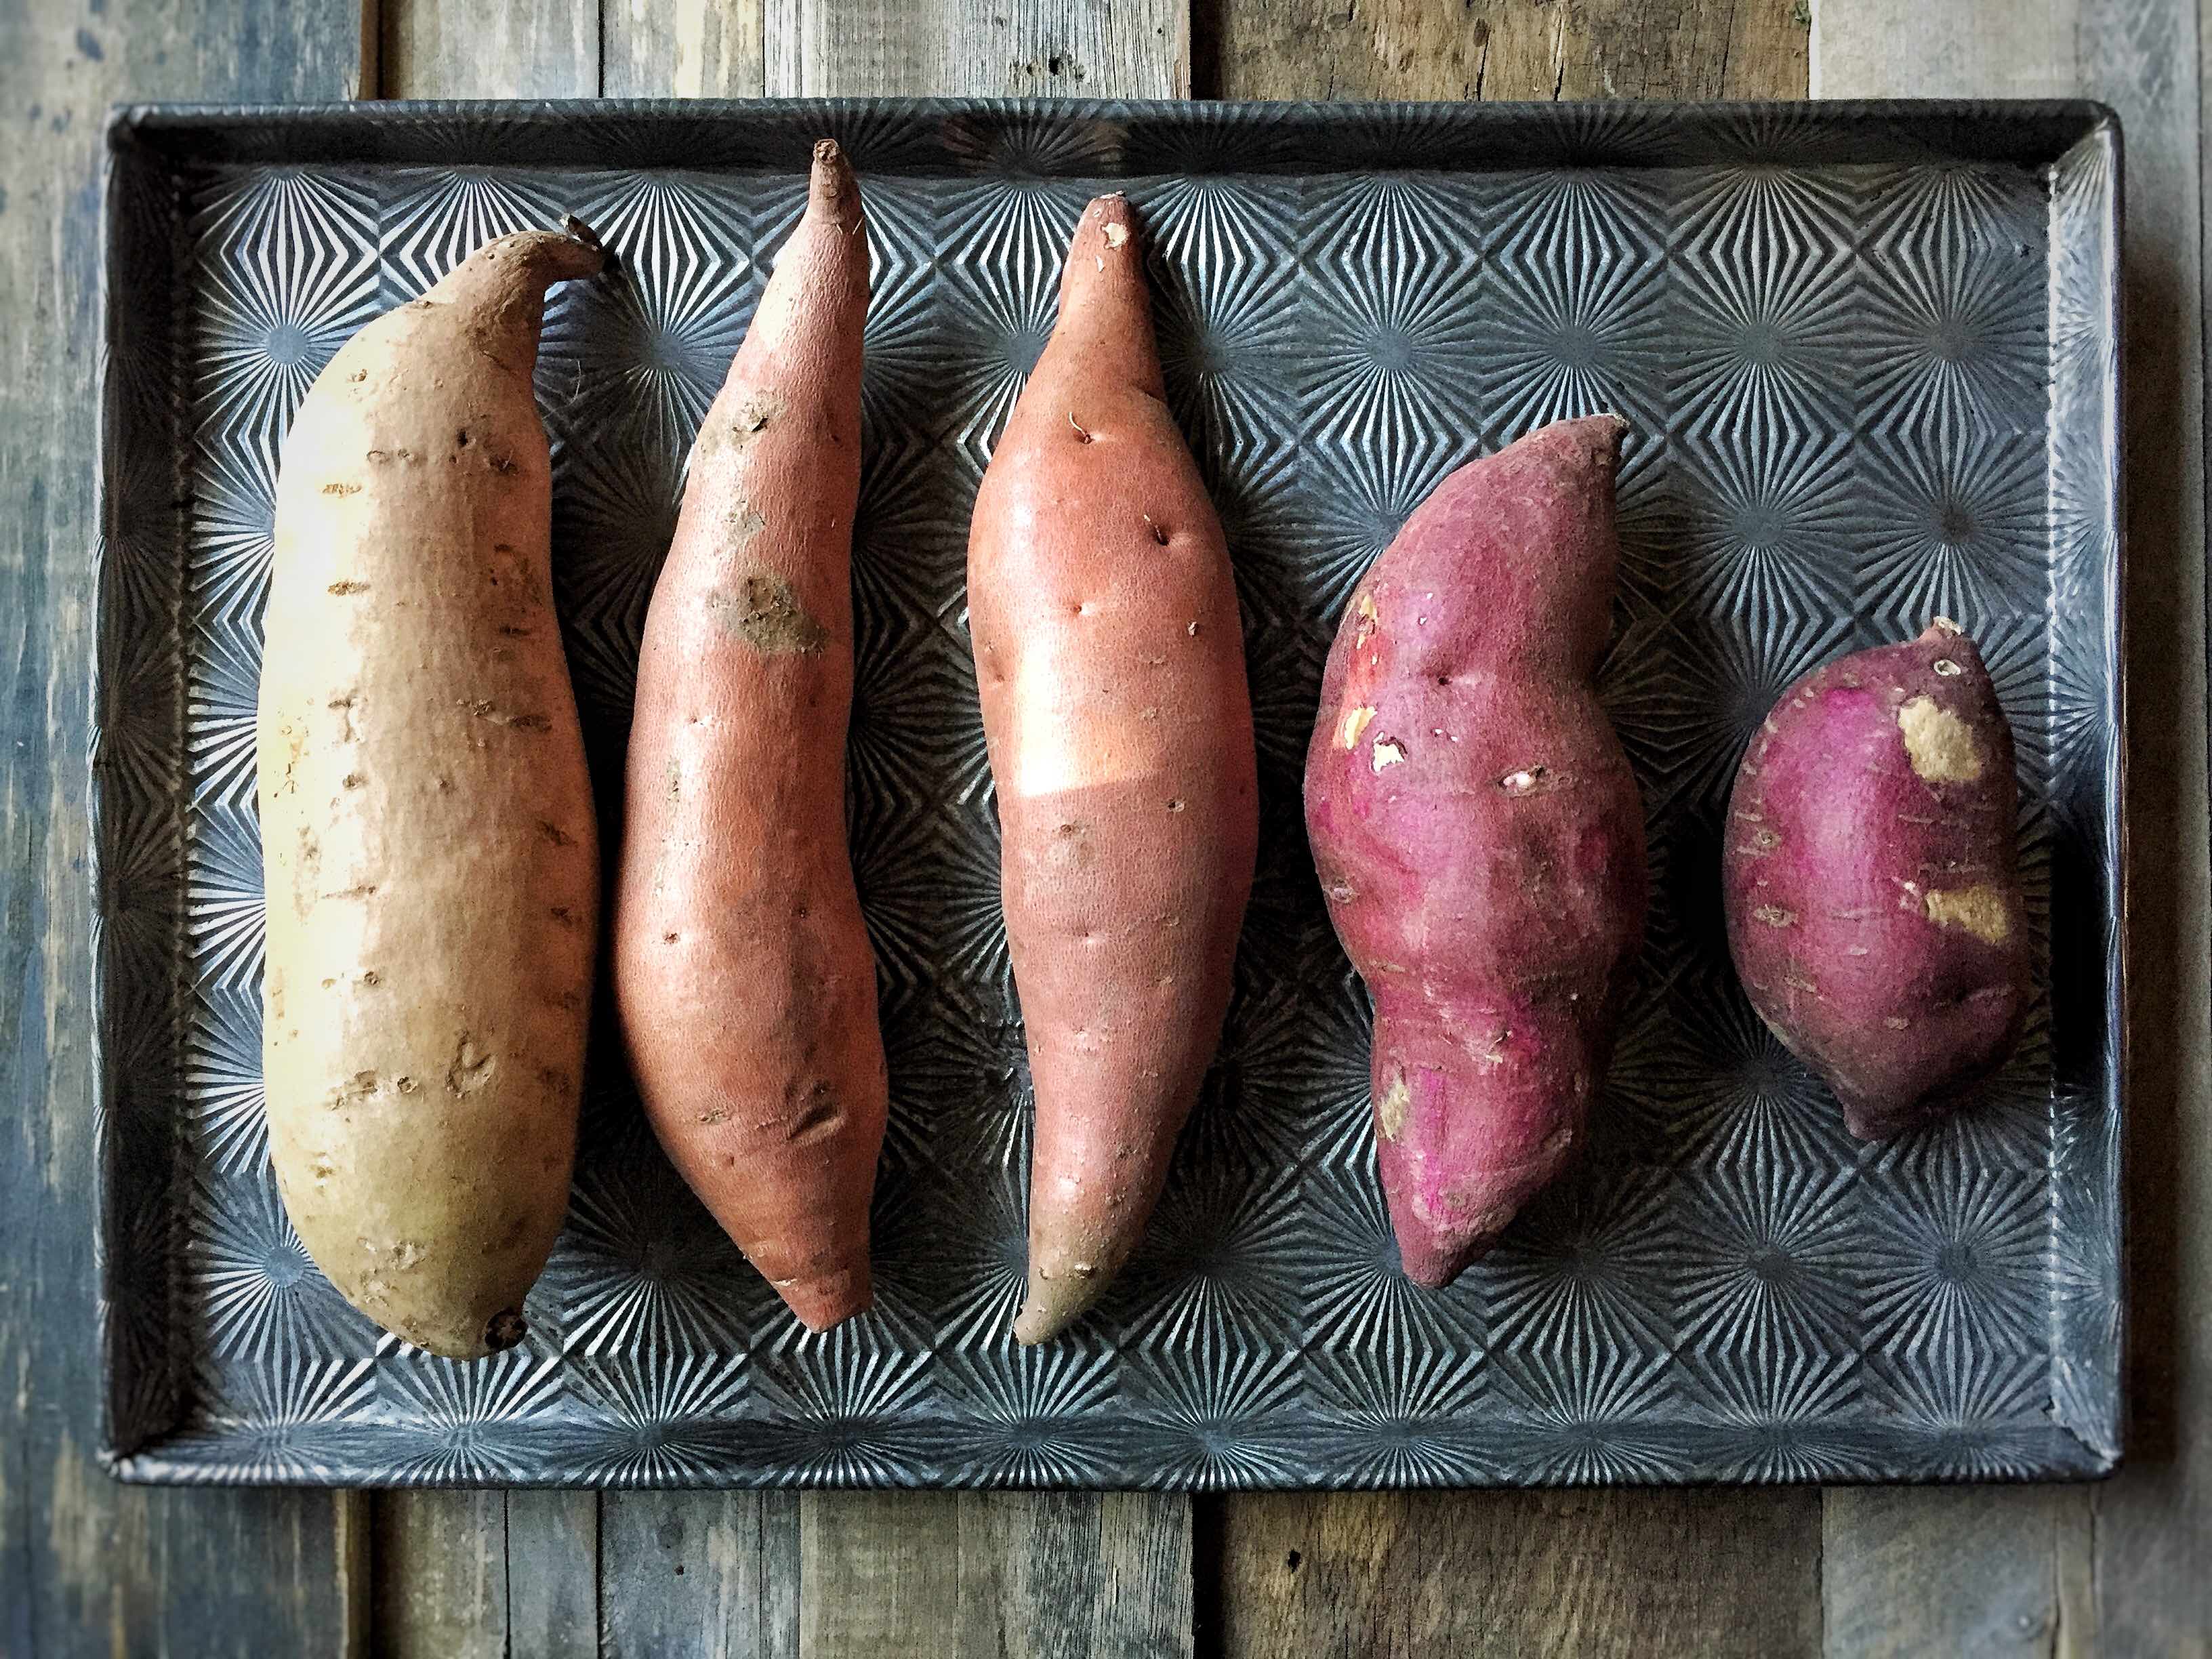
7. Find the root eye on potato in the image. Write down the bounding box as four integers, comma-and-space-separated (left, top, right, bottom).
259, 217, 603, 1361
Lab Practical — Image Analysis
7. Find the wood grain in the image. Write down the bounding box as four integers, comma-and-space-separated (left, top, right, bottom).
605, 0, 766, 97
1816, 1, 2209, 1653
771, 0, 1188, 98
382, 0, 600, 98
1219, 1491, 1820, 1658
505, 1492, 600, 1659
1195, 0, 1806, 102
0, 2, 364, 1656
958, 1492, 1195, 1659
372, 1491, 508, 1659
600, 1491, 800, 1659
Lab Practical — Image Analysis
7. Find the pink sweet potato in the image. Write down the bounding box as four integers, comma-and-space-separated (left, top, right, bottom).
613, 142, 887, 1331
968, 194, 1260, 1343
1722, 619, 2030, 1138
1303, 415, 1648, 1290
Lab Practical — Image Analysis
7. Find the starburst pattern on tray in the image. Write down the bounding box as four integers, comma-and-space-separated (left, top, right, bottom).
100, 105, 2121, 1488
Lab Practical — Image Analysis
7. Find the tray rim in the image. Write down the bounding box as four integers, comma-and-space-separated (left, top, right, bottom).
91, 94, 2130, 1490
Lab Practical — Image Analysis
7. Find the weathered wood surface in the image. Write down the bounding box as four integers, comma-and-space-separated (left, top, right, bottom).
15, 0, 2212, 1653
1218, 1491, 1821, 1658
1197, 0, 1807, 102
0, 3, 367, 1656
1816, 2, 2210, 1654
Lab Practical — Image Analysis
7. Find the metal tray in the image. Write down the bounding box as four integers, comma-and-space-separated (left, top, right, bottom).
94, 98, 2125, 1488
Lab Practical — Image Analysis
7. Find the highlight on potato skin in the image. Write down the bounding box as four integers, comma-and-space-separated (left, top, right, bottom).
1722, 619, 2031, 1139
968, 193, 1260, 1344
611, 140, 889, 1334
258, 220, 605, 1360
1303, 415, 1650, 1292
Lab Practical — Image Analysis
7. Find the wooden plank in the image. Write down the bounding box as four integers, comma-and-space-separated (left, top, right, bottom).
1816, 1, 2208, 1652
600, 1491, 800, 1659
0, 1, 367, 1654
1820, 1489, 2087, 1658
506, 1492, 602, 1659
372, 1491, 508, 1659
798, 1493, 962, 1654
959, 1493, 1195, 1659
380, 0, 598, 99
1194, 4, 1821, 1654
365, 14, 601, 1658
1196, 0, 1807, 102
1219, 1491, 1819, 1657
773, 0, 1187, 98
605, 0, 766, 98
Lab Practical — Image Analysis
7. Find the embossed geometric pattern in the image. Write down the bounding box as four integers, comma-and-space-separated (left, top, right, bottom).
94, 101, 2123, 1487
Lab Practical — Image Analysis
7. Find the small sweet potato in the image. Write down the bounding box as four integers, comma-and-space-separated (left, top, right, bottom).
1303, 415, 1648, 1290
1723, 619, 2030, 1138
968, 194, 1259, 1343
260, 220, 604, 1358
612, 142, 887, 1332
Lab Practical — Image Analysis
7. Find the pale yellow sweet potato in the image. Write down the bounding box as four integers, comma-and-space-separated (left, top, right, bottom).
259, 222, 602, 1359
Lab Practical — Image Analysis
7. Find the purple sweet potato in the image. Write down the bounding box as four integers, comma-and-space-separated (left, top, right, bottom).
1303, 415, 1650, 1290
1722, 619, 2030, 1138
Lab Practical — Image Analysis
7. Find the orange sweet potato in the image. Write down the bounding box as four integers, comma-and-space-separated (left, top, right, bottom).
968, 194, 1260, 1343
1303, 415, 1649, 1289
612, 142, 887, 1332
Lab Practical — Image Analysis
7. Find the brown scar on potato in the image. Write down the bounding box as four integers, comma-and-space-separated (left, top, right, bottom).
1753, 905, 1797, 928
1923, 884, 2011, 944
447, 1035, 497, 1097
1351, 605, 1378, 650
1897, 695, 1984, 783
697, 392, 785, 455
1377, 1073, 1410, 1141
708, 574, 828, 655
462, 699, 552, 731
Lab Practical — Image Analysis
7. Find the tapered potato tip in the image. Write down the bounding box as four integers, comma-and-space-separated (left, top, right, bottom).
808, 138, 862, 229
1013, 1269, 1097, 1347
779, 1258, 872, 1334
1057, 192, 1147, 289
1386, 1191, 1503, 1292
1532, 411, 1627, 468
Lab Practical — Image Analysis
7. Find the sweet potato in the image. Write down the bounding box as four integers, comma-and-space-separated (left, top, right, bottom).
1722, 619, 2030, 1138
1303, 415, 1648, 1290
968, 194, 1259, 1343
612, 142, 887, 1332
260, 220, 603, 1358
